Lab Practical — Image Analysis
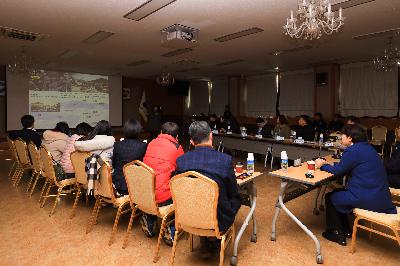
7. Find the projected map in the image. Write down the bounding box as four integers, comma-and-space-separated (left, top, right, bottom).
29, 70, 109, 129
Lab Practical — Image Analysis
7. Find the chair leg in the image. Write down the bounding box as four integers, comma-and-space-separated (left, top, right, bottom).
122, 208, 136, 249
219, 234, 227, 266
369, 222, 373, 239
392, 228, 400, 247
86, 198, 101, 234
69, 186, 82, 219
108, 204, 125, 246
154, 214, 169, 262
8, 161, 17, 177
230, 226, 236, 253
169, 229, 180, 266
350, 217, 360, 254
49, 187, 63, 217
38, 180, 49, 203
40, 182, 53, 208
26, 171, 36, 193
13, 168, 24, 187
29, 173, 41, 197
189, 234, 194, 252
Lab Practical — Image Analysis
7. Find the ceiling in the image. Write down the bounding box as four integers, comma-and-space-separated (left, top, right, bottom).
0, 0, 399, 80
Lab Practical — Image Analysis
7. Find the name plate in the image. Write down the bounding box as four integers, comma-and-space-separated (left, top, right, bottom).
294, 138, 305, 144
212, 130, 219, 134
227, 131, 233, 135
324, 142, 334, 147
294, 158, 302, 166
255, 134, 263, 139
276, 136, 284, 141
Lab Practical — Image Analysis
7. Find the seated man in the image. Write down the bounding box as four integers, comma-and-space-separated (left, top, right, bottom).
312, 112, 327, 136
176, 121, 242, 237
142, 122, 184, 244
9, 114, 41, 148
295, 115, 315, 141
254, 117, 273, 138
386, 126, 400, 188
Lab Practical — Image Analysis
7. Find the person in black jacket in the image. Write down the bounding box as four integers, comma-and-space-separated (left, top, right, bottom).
147, 106, 163, 140
313, 112, 327, 136
386, 127, 400, 188
328, 114, 344, 133
112, 119, 147, 195
8, 115, 42, 148
296, 115, 315, 141
254, 117, 273, 138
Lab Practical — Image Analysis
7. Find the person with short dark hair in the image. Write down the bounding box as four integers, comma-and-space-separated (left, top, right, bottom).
346, 116, 360, 125
313, 112, 327, 136
74, 120, 115, 163
386, 126, 400, 188
208, 114, 221, 131
148, 105, 163, 140
315, 125, 397, 246
176, 121, 241, 234
295, 115, 315, 141
273, 115, 291, 139
221, 111, 240, 134
328, 114, 344, 132
254, 117, 273, 138
112, 119, 147, 195
142, 122, 184, 243
60, 122, 93, 174
43, 122, 70, 162
9, 114, 42, 148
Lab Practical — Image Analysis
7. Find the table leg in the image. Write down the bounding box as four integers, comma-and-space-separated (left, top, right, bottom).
313, 186, 322, 215
273, 180, 324, 264
231, 182, 257, 266
270, 181, 288, 241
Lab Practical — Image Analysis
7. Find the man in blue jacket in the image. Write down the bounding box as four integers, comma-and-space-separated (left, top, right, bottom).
316, 125, 396, 246
176, 121, 242, 236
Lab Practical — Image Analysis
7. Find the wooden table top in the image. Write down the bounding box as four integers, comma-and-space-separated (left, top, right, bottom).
268, 156, 339, 185
235, 171, 264, 186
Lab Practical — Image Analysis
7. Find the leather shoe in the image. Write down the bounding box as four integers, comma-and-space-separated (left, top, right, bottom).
322, 230, 347, 246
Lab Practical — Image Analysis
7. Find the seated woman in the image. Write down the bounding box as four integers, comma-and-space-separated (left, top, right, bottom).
112, 119, 147, 196
386, 126, 400, 188
43, 122, 70, 163
60, 122, 93, 176
74, 120, 115, 163
273, 115, 291, 139
316, 125, 397, 246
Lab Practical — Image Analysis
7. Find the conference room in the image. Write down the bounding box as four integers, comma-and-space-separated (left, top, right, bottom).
1, 0, 400, 265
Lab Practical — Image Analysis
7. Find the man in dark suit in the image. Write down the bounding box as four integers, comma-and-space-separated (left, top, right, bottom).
9, 115, 42, 148
176, 121, 242, 234
254, 117, 273, 138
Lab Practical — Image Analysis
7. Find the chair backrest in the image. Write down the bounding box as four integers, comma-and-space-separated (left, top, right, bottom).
95, 162, 115, 201
371, 126, 387, 142
40, 146, 57, 183
70, 151, 90, 185
170, 171, 219, 234
27, 142, 42, 173
124, 160, 159, 216
7, 136, 19, 161
14, 138, 31, 166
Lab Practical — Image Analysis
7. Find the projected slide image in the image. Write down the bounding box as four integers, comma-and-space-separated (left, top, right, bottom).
29, 70, 109, 129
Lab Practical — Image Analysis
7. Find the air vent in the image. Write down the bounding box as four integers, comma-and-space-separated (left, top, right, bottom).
59, 49, 78, 59
353, 28, 400, 40
332, 0, 376, 11
0, 26, 46, 41
270, 45, 312, 56
127, 60, 151, 66
82, 31, 114, 44
161, 48, 192, 57
124, 0, 177, 21
214, 27, 264, 42
172, 59, 200, 65
216, 59, 244, 67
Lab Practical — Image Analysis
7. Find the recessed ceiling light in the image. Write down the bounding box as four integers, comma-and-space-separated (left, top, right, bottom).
214, 27, 264, 42
124, 0, 177, 21
82, 31, 114, 44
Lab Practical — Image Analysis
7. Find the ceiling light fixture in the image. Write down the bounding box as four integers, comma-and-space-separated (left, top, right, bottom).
7, 47, 39, 74
373, 36, 400, 72
156, 69, 175, 87
283, 0, 345, 40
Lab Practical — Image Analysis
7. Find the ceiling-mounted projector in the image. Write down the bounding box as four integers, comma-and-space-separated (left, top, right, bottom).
161, 24, 199, 49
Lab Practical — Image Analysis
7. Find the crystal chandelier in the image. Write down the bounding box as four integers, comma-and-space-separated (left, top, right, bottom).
156, 70, 175, 87
283, 0, 345, 40
7, 48, 38, 74
373, 37, 400, 72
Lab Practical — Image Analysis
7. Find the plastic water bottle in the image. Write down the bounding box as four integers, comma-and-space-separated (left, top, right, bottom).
281, 151, 288, 172
247, 153, 254, 175
319, 133, 324, 146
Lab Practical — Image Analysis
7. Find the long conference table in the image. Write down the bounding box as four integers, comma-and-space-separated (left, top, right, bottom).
212, 133, 335, 163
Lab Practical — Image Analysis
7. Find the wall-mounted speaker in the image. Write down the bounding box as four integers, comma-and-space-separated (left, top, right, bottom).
316, 72, 328, 86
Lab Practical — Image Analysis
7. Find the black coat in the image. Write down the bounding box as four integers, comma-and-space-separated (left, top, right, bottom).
9, 128, 42, 148
255, 124, 274, 138
112, 139, 147, 194
386, 142, 400, 188
296, 124, 315, 141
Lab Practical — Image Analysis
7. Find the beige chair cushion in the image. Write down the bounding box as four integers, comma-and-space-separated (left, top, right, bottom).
60, 178, 76, 186
354, 207, 400, 227
114, 195, 130, 206
390, 187, 400, 197
181, 225, 218, 237
158, 204, 174, 218
369, 140, 384, 146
